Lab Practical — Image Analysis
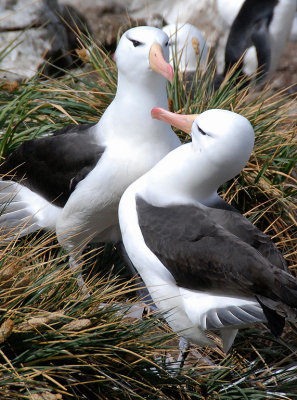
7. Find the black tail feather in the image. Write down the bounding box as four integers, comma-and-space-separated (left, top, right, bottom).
257, 297, 285, 337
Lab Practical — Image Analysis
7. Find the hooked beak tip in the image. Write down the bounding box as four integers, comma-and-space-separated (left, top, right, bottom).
151, 107, 163, 119
168, 64, 174, 84
149, 43, 174, 83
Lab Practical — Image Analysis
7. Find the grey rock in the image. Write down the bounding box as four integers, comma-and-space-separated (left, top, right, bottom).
60, 0, 165, 52
0, 0, 90, 81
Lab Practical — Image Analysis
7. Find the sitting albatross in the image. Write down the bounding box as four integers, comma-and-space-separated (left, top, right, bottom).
119, 107, 296, 357
0, 26, 181, 288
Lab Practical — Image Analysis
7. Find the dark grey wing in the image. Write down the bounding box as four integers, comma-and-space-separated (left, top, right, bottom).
136, 197, 297, 314
205, 198, 288, 271
52, 122, 96, 136
0, 123, 105, 207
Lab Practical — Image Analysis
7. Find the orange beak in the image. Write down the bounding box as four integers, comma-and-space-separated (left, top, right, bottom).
151, 107, 199, 134
149, 43, 174, 83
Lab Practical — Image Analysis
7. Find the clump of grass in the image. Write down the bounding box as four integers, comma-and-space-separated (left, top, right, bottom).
1, 233, 297, 399
0, 233, 189, 399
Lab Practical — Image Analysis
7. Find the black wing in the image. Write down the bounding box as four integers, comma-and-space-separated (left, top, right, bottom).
204, 198, 288, 271
0, 123, 105, 207
136, 197, 297, 307
52, 122, 96, 136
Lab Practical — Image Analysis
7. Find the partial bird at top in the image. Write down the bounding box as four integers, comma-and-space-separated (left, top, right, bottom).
162, 23, 209, 73
129, 0, 295, 85
119, 107, 294, 360
0, 26, 181, 290
222, 0, 292, 83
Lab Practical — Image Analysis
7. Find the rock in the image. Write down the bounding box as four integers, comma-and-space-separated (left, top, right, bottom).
92, 7, 165, 52
60, 0, 131, 51
60, 0, 165, 52
0, 0, 163, 81
0, 0, 90, 81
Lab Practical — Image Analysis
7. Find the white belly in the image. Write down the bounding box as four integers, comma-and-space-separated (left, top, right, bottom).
56, 142, 177, 251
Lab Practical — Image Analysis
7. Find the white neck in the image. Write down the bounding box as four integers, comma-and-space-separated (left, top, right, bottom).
138, 143, 227, 207
115, 72, 169, 120
95, 72, 179, 148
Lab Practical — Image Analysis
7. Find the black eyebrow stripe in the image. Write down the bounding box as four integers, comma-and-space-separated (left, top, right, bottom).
127, 36, 144, 45
198, 125, 207, 135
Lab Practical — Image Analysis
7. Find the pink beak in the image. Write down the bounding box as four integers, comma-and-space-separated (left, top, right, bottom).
151, 107, 199, 134
149, 43, 174, 83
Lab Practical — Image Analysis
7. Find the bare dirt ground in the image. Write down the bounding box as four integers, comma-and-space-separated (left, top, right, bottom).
270, 41, 297, 94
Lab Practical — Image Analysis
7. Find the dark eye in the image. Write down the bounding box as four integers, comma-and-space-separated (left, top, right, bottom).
198, 125, 207, 135
165, 41, 169, 46
131, 39, 142, 47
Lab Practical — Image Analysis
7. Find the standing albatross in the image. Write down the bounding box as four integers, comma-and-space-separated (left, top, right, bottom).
0, 26, 181, 287
119, 107, 296, 355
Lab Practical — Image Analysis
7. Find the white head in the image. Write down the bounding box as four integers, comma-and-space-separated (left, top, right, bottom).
189, 110, 254, 179
114, 26, 173, 86
97, 26, 180, 153
162, 23, 208, 72
152, 108, 255, 189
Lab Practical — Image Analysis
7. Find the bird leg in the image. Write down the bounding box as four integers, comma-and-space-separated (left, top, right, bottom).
175, 336, 215, 370
166, 337, 190, 375
177, 336, 190, 369
173, 337, 214, 371
69, 253, 90, 298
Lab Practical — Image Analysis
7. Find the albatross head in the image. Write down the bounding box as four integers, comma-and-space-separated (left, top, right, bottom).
190, 110, 254, 176
114, 26, 173, 84
152, 107, 255, 184
162, 23, 208, 72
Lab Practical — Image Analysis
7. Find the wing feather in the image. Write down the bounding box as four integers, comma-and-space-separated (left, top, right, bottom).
136, 197, 297, 308
0, 123, 104, 207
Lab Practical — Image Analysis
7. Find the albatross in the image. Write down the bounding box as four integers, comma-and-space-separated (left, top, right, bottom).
119, 107, 296, 357
162, 23, 209, 73
0, 26, 181, 288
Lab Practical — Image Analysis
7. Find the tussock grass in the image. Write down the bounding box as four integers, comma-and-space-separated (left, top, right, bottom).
0, 32, 297, 398
1, 234, 297, 399
0, 235, 182, 399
